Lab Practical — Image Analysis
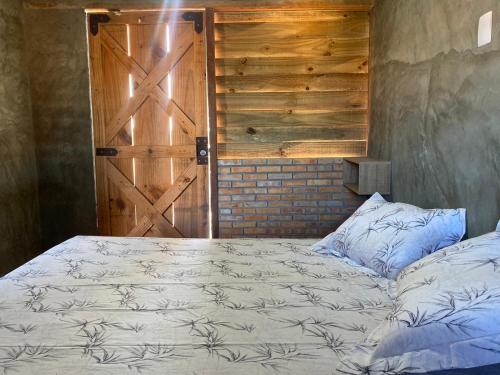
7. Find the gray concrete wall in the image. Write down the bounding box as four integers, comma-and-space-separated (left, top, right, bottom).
369, 0, 500, 237
0, 1, 40, 274
24, 9, 97, 250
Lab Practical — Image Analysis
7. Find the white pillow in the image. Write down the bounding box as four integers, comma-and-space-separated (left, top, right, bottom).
338, 225, 500, 374
312, 193, 466, 279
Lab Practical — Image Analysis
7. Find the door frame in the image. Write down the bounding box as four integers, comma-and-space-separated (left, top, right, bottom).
86, 8, 219, 238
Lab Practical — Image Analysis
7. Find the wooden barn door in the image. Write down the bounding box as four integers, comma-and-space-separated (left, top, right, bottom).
88, 11, 210, 238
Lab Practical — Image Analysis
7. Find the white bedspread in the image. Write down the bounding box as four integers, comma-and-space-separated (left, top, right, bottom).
0, 236, 393, 374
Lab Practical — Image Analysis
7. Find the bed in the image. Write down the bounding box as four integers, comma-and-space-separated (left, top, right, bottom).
0, 236, 394, 374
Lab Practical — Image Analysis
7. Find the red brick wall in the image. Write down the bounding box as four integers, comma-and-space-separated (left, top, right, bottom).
217, 158, 366, 238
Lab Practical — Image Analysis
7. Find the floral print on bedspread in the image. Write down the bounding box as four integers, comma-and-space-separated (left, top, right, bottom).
0, 236, 393, 374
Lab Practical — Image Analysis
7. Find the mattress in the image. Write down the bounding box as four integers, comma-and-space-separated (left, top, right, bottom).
0, 236, 394, 374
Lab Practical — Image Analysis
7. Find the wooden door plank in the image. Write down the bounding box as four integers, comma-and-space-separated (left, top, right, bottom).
88, 25, 111, 235
216, 56, 368, 76
216, 73, 368, 93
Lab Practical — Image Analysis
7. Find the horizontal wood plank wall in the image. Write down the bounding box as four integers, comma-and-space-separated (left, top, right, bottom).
214, 10, 369, 159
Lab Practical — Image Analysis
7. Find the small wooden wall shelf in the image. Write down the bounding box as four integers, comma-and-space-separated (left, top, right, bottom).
343, 157, 391, 195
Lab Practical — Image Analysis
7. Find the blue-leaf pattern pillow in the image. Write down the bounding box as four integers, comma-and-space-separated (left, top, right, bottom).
312, 193, 466, 279
338, 224, 500, 374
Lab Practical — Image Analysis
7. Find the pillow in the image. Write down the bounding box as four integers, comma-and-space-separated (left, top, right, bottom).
338, 225, 500, 374
312, 193, 466, 279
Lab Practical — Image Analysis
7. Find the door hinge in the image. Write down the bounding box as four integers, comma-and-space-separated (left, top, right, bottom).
196, 137, 208, 165
182, 12, 203, 34
96, 147, 118, 157
89, 13, 111, 36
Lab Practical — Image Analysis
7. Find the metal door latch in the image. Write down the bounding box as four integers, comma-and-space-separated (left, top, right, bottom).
196, 137, 208, 165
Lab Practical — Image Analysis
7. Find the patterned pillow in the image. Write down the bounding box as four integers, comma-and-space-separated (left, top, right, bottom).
312, 193, 466, 279
338, 225, 500, 374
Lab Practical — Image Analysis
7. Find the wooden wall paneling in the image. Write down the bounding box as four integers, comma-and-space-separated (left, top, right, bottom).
214, 9, 369, 159
216, 56, 368, 76
206, 8, 219, 238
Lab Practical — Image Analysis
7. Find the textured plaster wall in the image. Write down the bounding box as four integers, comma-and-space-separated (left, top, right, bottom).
0, 1, 40, 274
369, 0, 500, 237
24, 9, 97, 249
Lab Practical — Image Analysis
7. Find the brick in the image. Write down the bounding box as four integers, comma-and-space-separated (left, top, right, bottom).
243, 173, 268, 180
232, 208, 256, 214
218, 201, 243, 208
219, 173, 243, 181
282, 207, 305, 214
269, 201, 293, 207
231, 166, 256, 173
242, 159, 267, 165
268, 173, 293, 180
318, 171, 342, 179
233, 221, 256, 228
218, 181, 231, 188
293, 172, 318, 179
257, 180, 281, 187
244, 201, 268, 208
306, 193, 331, 200
232, 181, 256, 188
219, 188, 242, 195
307, 164, 333, 172
293, 186, 317, 193
232, 194, 256, 201
243, 188, 267, 194
256, 221, 281, 228
269, 215, 292, 221
283, 180, 306, 187
220, 228, 244, 236
318, 158, 342, 164
307, 179, 332, 186
319, 200, 344, 207
219, 208, 232, 215
267, 159, 292, 165
268, 187, 293, 194
292, 158, 316, 165
286, 194, 306, 200
293, 200, 317, 207
256, 194, 281, 201
319, 186, 343, 193
219, 222, 233, 228
219, 215, 243, 221
256, 166, 281, 173
244, 215, 268, 221
218, 160, 242, 166
259, 208, 281, 214
218, 195, 231, 202
282, 165, 307, 172
320, 214, 344, 221
293, 214, 319, 221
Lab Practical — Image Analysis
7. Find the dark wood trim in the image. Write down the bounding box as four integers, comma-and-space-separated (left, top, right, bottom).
205, 8, 220, 239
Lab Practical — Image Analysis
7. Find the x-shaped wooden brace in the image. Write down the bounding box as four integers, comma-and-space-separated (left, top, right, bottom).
107, 159, 198, 237
101, 28, 196, 145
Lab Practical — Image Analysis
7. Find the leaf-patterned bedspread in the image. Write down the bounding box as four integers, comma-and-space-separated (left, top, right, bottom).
0, 236, 393, 374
